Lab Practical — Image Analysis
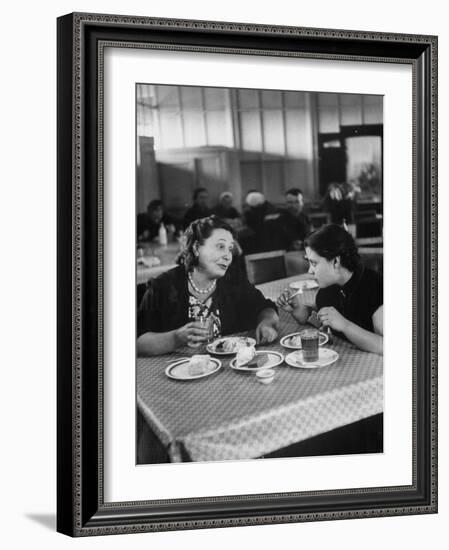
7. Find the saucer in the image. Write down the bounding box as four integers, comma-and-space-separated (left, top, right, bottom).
165, 357, 222, 380
285, 348, 339, 369
280, 331, 328, 350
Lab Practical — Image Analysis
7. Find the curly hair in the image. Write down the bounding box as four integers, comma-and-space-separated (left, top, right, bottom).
304, 224, 361, 272
176, 215, 235, 272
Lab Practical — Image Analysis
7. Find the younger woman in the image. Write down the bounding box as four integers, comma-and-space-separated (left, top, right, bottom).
277, 224, 383, 355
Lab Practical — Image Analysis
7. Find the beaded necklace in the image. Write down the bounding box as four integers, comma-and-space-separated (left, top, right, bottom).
188, 272, 217, 295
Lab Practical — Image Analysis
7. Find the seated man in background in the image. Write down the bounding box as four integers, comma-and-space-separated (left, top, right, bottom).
277, 188, 311, 250
241, 191, 280, 253
137, 199, 176, 243
212, 191, 242, 229
243, 190, 278, 228
183, 187, 212, 229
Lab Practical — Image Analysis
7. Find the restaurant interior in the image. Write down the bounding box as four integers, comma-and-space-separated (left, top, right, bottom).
136, 84, 384, 464
136, 83, 383, 286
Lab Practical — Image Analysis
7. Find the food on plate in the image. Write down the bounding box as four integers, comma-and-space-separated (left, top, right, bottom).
235, 345, 256, 367
188, 354, 211, 376
215, 337, 251, 353
253, 353, 270, 368
221, 339, 239, 353
288, 335, 303, 347
237, 350, 271, 369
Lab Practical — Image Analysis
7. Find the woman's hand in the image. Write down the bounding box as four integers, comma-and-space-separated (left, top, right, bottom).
276, 288, 301, 313
175, 322, 209, 347
255, 321, 278, 344
317, 306, 348, 332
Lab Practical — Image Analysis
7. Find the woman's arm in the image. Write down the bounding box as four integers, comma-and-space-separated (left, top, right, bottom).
137, 330, 181, 356
276, 288, 313, 324
291, 303, 312, 325
340, 319, 383, 355
257, 307, 279, 329
318, 305, 383, 355
255, 307, 279, 344
137, 322, 210, 356
372, 305, 383, 336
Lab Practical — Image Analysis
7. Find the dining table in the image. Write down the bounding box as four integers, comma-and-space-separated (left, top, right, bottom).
137, 274, 383, 463
137, 241, 180, 284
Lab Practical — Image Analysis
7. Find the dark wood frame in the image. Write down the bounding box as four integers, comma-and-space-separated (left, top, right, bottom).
57, 12, 438, 537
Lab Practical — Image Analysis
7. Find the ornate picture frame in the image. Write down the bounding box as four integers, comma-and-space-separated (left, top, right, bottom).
57, 12, 437, 536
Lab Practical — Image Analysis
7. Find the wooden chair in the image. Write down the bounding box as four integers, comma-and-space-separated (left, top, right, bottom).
308, 212, 331, 230
244, 250, 287, 285
356, 236, 383, 247
355, 209, 378, 222
356, 217, 382, 238
358, 247, 383, 274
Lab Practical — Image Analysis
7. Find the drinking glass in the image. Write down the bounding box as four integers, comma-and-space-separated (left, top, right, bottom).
187, 315, 213, 348
198, 316, 214, 343
299, 328, 319, 362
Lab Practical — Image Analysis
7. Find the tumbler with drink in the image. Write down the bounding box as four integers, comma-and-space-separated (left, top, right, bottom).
187, 315, 214, 349
299, 328, 320, 362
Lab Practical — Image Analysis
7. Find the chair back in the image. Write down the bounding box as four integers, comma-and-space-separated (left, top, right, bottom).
358, 247, 383, 274
308, 212, 331, 230
244, 250, 287, 285
355, 236, 383, 247
356, 217, 382, 238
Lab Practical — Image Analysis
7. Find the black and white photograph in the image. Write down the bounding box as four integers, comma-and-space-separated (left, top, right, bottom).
52, 6, 438, 539
1, 0, 444, 545
135, 84, 384, 465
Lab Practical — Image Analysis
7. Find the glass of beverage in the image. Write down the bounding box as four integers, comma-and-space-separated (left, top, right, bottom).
300, 328, 320, 362
188, 315, 213, 348
199, 316, 214, 343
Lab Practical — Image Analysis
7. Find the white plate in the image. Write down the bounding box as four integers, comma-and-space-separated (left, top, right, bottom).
230, 351, 284, 372
280, 331, 328, 350
165, 357, 222, 380
289, 279, 319, 290
206, 336, 256, 355
285, 348, 339, 369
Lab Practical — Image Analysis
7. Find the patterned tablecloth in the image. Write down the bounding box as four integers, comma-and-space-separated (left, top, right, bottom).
137, 275, 383, 462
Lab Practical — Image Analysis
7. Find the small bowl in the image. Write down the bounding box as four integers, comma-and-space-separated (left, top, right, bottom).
256, 368, 275, 385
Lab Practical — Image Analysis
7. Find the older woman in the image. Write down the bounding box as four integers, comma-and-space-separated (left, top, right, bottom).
277, 224, 383, 355
137, 216, 279, 356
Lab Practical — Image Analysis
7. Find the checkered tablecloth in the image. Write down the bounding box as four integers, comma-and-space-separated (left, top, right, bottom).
137, 275, 383, 462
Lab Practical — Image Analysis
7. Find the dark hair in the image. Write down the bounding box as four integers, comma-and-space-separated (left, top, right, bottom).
177, 215, 235, 272
193, 187, 208, 201
285, 188, 303, 197
147, 199, 163, 211
304, 224, 361, 272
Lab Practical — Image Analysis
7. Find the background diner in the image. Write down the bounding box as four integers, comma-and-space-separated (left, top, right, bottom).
136, 84, 383, 288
